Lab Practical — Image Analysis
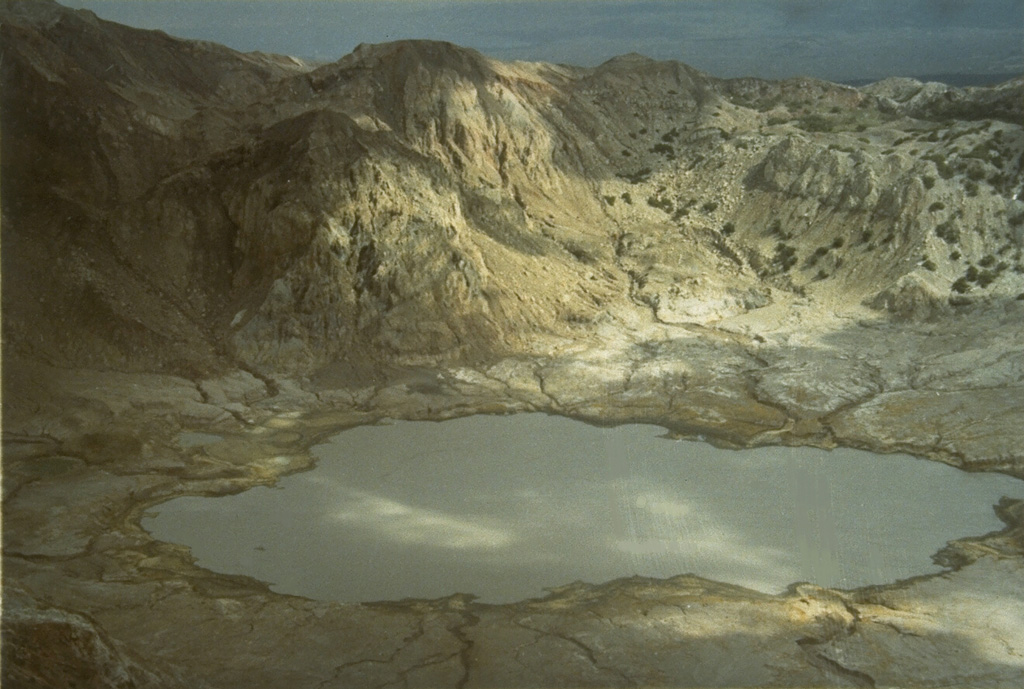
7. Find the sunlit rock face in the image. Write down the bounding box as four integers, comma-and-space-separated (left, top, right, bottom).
3, 2, 1024, 688
4, 1, 1023, 375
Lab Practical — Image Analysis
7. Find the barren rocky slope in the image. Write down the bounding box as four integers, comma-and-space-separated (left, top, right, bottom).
3, 1, 1024, 687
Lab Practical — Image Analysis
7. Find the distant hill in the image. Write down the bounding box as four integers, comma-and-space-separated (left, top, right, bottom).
2, 0, 1022, 375
843, 72, 1022, 88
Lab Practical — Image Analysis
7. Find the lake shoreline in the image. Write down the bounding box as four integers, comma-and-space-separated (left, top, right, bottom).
5, 352, 1024, 686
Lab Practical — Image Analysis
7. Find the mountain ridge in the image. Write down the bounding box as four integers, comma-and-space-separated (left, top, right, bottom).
2, 0, 1023, 377
4, 4, 1024, 687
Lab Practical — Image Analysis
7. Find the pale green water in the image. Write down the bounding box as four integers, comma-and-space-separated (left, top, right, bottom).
145, 414, 1022, 604
176, 432, 224, 448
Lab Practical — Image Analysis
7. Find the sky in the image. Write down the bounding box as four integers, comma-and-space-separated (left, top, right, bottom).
60, 0, 1024, 82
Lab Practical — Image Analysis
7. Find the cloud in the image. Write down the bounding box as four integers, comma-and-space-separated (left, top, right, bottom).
329, 489, 516, 550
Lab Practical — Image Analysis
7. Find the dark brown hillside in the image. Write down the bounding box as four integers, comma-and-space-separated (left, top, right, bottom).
2, 0, 1022, 376
3, 4, 1024, 688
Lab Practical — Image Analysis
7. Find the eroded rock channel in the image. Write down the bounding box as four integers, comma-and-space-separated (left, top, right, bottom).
3, 2, 1024, 686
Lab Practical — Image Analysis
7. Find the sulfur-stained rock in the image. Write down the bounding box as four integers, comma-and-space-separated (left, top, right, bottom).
3, 2, 1024, 687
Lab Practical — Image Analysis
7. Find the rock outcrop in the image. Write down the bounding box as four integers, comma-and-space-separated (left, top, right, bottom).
3, 2, 1023, 687
4, 1, 1022, 375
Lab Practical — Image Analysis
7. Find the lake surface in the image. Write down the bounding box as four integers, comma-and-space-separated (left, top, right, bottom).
144, 414, 1022, 604
176, 431, 225, 448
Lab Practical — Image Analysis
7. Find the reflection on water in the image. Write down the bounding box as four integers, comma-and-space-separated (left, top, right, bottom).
145, 414, 1022, 604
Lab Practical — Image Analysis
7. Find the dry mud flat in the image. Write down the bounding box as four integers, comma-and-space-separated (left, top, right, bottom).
4, 4, 1024, 686
4, 310, 1024, 688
